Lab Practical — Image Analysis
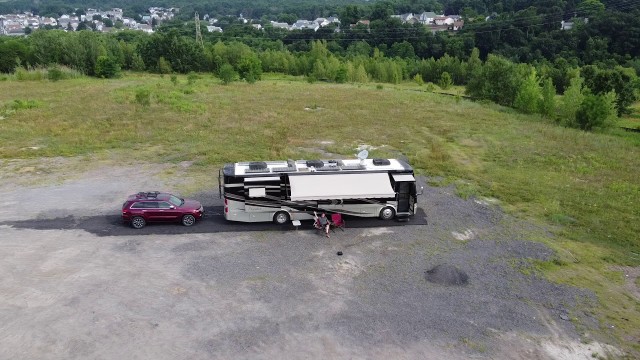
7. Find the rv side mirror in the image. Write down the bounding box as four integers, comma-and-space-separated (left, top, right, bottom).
417, 186, 424, 196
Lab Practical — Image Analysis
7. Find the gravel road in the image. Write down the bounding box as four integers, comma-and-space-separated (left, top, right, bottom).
0, 163, 621, 359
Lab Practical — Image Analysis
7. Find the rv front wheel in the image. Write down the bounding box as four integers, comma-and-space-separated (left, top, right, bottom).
379, 207, 395, 220
274, 211, 290, 225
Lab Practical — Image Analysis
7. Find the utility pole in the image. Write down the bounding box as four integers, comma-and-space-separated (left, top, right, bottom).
195, 12, 204, 48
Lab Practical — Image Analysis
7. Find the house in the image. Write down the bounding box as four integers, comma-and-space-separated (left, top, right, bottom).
270, 21, 290, 30
206, 25, 222, 32
292, 19, 319, 31
418, 12, 437, 24
5, 23, 25, 36
137, 24, 153, 33
327, 16, 340, 24
561, 18, 587, 30
427, 24, 449, 33
434, 16, 454, 26
451, 20, 464, 31
252, 24, 262, 30
314, 17, 329, 27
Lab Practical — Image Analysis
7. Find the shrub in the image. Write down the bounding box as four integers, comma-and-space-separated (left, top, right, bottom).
438, 72, 452, 90
158, 56, 171, 76
170, 75, 178, 86
47, 67, 64, 82
218, 63, 237, 85
539, 77, 556, 118
135, 88, 151, 107
558, 77, 585, 127
187, 72, 199, 85
514, 68, 542, 114
575, 91, 617, 130
95, 56, 121, 79
413, 73, 424, 86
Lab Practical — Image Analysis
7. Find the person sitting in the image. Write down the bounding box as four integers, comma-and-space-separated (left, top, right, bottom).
314, 211, 331, 238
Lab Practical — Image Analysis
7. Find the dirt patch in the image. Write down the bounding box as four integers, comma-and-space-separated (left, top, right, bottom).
425, 264, 469, 286
0, 162, 624, 359
610, 266, 640, 302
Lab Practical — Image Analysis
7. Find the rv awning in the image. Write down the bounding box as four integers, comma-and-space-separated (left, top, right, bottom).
289, 173, 395, 201
392, 174, 415, 182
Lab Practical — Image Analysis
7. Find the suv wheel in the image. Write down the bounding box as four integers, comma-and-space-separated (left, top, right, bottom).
131, 216, 146, 229
182, 214, 196, 227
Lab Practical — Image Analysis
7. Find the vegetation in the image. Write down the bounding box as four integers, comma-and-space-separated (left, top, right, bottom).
0, 71, 638, 353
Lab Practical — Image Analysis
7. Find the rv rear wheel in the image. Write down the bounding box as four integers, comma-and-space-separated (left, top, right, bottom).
379, 207, 395, 220
274, 211, 290, 225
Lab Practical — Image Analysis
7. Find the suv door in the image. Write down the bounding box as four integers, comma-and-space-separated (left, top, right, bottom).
156, 201, 181, 220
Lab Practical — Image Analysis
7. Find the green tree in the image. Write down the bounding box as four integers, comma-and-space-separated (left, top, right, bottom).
514, 68, 542, 114
466, 55, 528, 107
575, 92, 617, 130
157, 56, 171, 75
438, 72, 452, 90
539, 78, 556, 118
558, 76, 585, 127
95, 56, 120, 78
218, 63, 237, 84
131, 53, 145, 71
238, 55, 262, 83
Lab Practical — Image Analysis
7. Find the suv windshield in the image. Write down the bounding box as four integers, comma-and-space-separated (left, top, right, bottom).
168, 195, 184, 207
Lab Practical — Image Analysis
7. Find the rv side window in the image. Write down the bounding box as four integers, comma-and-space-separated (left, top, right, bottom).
248, 188, 266, 198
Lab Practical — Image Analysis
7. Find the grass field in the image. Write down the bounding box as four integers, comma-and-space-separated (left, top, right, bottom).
1, 72, 639, 353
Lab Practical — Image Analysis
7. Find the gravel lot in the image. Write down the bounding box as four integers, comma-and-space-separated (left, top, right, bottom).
0, 161, 623, 359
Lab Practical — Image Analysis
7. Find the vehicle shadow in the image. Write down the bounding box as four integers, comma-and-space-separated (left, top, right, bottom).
2, 206, 427, 237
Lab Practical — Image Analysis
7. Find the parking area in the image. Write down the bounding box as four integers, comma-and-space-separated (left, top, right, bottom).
0, 161, 621, 359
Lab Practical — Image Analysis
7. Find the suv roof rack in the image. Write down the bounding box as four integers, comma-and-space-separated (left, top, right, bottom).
136, 191, 160, 198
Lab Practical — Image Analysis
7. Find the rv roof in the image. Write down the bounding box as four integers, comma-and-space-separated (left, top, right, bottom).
231, 159, 411, 176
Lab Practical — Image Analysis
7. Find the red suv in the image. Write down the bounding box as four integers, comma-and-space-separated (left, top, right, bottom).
122, 192, 204, 229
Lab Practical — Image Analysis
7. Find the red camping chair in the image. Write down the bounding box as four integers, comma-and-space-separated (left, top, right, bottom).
331, 214, 345, 231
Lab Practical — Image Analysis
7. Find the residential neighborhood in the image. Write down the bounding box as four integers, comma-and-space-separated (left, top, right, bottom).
0, 7, 178, 36
1, 6, 470, 37
391, 12, 465, 32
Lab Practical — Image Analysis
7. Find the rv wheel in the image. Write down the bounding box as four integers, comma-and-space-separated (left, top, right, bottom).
274, 211, 290, 225
379, 207, 395, 220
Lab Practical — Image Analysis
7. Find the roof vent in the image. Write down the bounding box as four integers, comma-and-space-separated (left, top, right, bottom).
249, 161, 268, 170
373, 159, 391, 166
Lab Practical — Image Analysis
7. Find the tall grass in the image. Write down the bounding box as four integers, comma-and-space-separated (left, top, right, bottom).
11, 66, 83, 82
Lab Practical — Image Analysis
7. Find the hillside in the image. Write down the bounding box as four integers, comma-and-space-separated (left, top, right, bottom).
1, 73, 639, 353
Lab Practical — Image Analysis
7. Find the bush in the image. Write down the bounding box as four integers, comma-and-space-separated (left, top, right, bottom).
514, 68, 542, 114
158, 56, 171, 76
575, 91, 617, 130
170, 75, 178, 86
95, 56, 121, 79
413, 73, 424, 86
187, 72, 199, 85
218, 63, 237, 85
135, 88, 151, 107
47, 67, 64, 82
438, 72, 452, 90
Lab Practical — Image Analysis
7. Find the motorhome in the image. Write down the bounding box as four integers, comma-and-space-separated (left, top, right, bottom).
219, 158, 420, 224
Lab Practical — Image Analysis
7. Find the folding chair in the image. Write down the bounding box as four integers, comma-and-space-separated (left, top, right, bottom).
330, 213, 345, 231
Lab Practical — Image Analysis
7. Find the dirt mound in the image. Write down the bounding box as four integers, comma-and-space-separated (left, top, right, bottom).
425, 264, 469, 286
